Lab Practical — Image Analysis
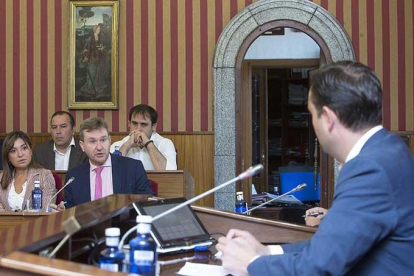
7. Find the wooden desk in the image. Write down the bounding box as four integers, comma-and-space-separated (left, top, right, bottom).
53, 170, 195, 199
0, 211, 52, 230
147, 170, 195, 199
0, 194, 316, 275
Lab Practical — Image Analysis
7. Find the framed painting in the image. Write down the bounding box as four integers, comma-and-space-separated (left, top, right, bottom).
68, 0, 119, 109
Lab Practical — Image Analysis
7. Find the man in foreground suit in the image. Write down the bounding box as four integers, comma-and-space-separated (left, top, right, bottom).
53, 117, 154, 209
217, 61, 414, 275
33, 111, 87, 170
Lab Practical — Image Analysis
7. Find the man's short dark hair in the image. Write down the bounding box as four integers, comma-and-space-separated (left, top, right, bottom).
51, 111, 75, 128
79, 117, 109, 141
129, 104, 158, 125
310, 61, 382, 132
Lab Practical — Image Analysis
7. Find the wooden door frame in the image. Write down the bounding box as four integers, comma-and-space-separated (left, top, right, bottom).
235, 21, 334, 208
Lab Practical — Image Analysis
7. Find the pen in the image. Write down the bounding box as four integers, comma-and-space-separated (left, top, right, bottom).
302, 211, 324, 218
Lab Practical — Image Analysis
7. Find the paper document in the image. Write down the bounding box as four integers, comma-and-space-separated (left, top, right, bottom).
177, 262, 230, 276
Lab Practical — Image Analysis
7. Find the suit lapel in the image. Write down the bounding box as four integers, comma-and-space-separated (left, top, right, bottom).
22, 168, 39, 210
111, 155, 122, 193
80, 163, 92, 202
68, 142, 80, 169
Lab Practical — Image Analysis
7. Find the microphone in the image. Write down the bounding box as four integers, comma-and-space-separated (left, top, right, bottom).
46, 177, 75, 212
118, 164, 264, 249
243, 183, 307, 214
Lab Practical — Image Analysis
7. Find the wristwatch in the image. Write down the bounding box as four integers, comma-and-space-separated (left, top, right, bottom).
144, 140, 154, 148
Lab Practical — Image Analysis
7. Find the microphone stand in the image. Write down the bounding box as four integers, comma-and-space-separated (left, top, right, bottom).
46, 216, 81, 258
46, 177, 75, 212
118, 164, 264, 250
243, 183, 307, 215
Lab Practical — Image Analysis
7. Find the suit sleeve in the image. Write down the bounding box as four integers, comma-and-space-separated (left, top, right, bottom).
134, 161, 155, 196
64, 171, 75, 208
248, 157, 398, 276
281, 240, 309, 253
40, 169, 57, 211
33, 145, 42, 166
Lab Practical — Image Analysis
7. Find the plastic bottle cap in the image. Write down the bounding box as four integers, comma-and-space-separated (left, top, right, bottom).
105, 227, 121, 237
34, 180, 40, 187
136, 215, 153, 224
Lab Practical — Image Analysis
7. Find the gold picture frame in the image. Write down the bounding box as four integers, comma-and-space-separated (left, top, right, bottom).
68, 0, 119, 109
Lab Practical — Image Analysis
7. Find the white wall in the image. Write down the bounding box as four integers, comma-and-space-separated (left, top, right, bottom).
244, 28, 320, 60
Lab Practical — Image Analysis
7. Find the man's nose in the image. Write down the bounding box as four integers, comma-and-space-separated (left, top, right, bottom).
96, 141, 103, 150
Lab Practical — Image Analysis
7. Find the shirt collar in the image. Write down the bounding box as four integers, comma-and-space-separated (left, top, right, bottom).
90, 154, 112, 172
345, 125, 383, 163
53, 137, 76, 154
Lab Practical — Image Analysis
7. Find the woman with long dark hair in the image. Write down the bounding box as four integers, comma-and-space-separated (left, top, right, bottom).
0, 131, 56, 211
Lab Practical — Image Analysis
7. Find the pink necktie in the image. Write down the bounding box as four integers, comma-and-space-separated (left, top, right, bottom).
94, 166, 104, 200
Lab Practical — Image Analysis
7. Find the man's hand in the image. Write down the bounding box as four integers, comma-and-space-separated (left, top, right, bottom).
215, 229, 270, 276
133, 130, 150, 149
305, 207, 328, 227
49, 201, 66, 212
216, 236, 257, 276
126, 130, 149, 149
225, 229, 270, 255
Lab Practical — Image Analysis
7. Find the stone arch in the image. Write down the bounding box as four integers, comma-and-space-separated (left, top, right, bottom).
213, 0, 355, 210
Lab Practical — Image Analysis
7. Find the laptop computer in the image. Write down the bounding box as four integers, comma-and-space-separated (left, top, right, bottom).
132, 198, 214, 254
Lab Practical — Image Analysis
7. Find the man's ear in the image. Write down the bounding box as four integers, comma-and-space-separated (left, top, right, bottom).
322, 106, 338, 132
79, 140, 85, 152
152, 123, 157, 132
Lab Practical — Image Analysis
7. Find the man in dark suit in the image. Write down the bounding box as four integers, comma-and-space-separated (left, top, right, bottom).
33, 111, 87, 170
217, 61, 414, 275
53, 117, 154, 209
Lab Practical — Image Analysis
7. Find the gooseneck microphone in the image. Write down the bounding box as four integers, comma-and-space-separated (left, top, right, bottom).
243, 183, 307, 214
46, 177, 75, 212
118, 164, 264, 250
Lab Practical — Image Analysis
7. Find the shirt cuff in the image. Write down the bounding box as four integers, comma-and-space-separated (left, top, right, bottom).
249, 245, 284, 264
268, 245, 284, 255
249, 255, 261, 264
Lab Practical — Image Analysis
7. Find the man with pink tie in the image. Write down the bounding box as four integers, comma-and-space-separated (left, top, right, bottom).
53, 117, 154, 210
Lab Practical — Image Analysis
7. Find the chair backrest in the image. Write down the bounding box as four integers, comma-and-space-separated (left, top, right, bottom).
52, 172, 63, 203
149, 179, 158, 196
0, 139, 3, 170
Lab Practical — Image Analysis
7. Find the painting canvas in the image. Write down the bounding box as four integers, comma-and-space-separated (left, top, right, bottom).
68, 1, 118, 109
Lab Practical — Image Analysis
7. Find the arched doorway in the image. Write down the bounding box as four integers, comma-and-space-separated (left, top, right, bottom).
213, 0, 355, 210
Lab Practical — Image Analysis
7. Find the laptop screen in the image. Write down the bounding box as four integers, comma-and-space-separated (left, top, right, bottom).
134, 198, 212, 251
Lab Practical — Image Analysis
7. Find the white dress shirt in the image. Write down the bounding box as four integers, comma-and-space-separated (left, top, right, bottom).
110, 132, 177, 170
8, 179, 27, 211
54, 138, 76, 170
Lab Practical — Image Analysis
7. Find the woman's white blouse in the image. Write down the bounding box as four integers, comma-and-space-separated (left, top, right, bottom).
8, 179, 27, 211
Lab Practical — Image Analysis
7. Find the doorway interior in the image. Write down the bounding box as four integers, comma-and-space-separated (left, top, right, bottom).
241, 27, 326, 206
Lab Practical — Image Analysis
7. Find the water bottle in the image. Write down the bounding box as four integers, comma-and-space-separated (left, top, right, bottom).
129, 215, 157, 276
274, 186, 280, 196
235, 191, 247, 213
31, 180, 42, 211
99, 227, 125, 272
113, 145, 122, 156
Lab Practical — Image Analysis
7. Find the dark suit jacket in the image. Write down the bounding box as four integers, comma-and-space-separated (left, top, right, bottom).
64, 154, 154, 208
33, 139, 87, 170
249, 129, 414, 275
